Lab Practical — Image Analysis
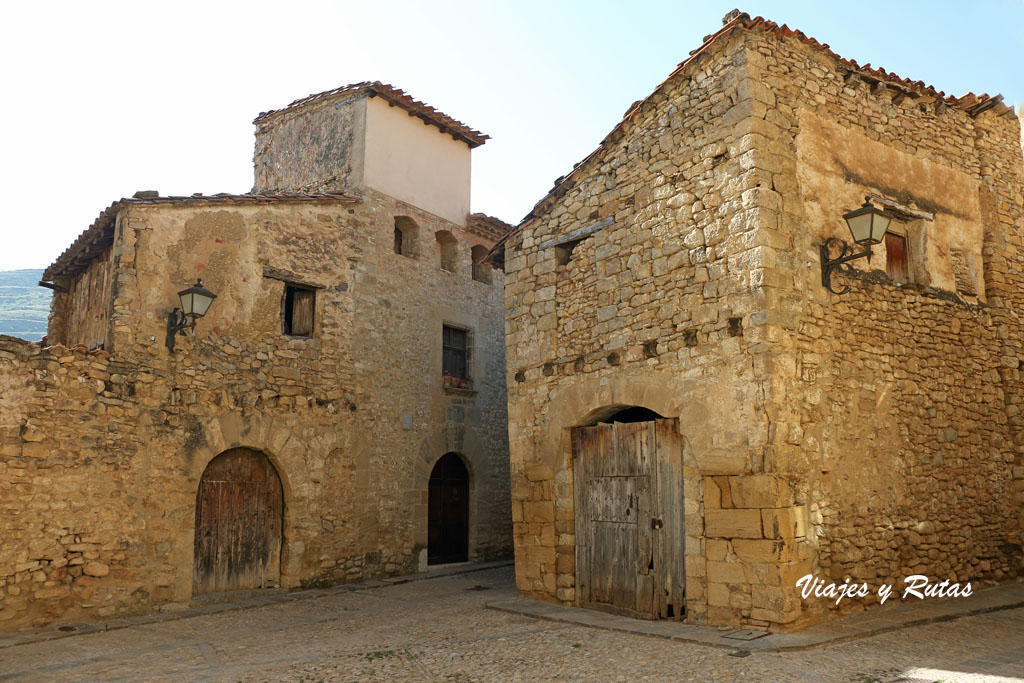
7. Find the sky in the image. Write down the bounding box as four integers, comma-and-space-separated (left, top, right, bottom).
0, 0, 1021, 272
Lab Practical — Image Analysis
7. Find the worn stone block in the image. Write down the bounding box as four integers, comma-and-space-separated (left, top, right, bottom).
731, 539, 799, 564
761, 506, 807, 539
729, 475, 794, 509
707, 560, 748, 584
705, 509, 764, 538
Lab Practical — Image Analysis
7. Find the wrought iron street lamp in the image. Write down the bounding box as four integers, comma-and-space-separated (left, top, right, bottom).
820, 197, 893, 294
166, 278, 217, 351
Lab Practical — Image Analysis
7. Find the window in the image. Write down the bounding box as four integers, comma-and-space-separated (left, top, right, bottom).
555, 238, 584, 267
471, 245, 491, 284
437, 231, 458, 272
442, 325, 470, 380
885, 233, 908, 282
394, 216, 418, 257
283, 285, 315, 336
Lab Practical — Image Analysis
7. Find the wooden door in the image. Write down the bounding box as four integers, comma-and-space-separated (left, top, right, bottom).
193, 448, 283, 594
428, 452, 470, 564
572, 418, 684, 619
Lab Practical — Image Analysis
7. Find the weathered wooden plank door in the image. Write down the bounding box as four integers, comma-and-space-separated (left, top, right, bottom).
573, 418, 683, 620
193, 448, 283, 594
428, 452, 470, 564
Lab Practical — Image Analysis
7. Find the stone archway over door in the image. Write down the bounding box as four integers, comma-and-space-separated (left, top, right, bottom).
428, 452, 469, 564
572, 418, 684, 620
193, 448, 283, 594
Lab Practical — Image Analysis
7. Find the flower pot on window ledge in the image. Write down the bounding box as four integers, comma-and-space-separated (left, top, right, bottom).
443, 376, 453, 388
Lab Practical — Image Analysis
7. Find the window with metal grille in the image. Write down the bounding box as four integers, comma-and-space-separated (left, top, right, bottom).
442, 325, 469, 379
283, 285, 315, 336
885, 233, 908, 282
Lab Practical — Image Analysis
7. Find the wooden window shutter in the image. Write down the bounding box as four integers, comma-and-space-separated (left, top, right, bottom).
290, 289, 315, 336
885, 233, 908, 282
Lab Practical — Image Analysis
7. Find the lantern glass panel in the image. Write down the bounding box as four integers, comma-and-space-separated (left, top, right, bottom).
870, 213, 892, 243
191, 292, 215, 317
846, 212, 875, 244
179, 291, 196, 316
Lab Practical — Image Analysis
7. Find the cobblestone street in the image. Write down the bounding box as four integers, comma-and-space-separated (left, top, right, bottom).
1, 567, 1022, 682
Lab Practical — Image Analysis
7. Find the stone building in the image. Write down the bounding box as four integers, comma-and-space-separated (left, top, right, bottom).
0, 82, 512, 630
498, 12, 1024, 630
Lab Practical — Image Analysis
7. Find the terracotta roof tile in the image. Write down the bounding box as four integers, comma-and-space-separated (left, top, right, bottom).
254, 81, 489, 148
466, 213, 514, 242
43, 192, 362, 282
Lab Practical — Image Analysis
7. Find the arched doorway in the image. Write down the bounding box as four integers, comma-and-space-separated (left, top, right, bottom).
193, 448, 283, 594
428, 452, 469, 564
572, 407, 684, 620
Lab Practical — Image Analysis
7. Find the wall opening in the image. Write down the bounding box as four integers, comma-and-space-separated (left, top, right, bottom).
555, 238, 584, 267
193, 448, 283, 594
428, 452, 470, 564
394, 216, 419, 258
471, 245, 492, 284
283, 284, 315, 337
436, 231, 458, 272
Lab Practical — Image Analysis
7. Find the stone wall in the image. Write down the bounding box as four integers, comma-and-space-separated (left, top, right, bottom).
253, 94, 366, 194
504, 18, 1023, 631
743, 27, 1024, 618
0, 189, 511, 630
504, 29, 787, 628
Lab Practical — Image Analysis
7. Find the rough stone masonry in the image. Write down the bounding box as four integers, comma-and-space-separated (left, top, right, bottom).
499, 12, 1024, 630
0, 83, 513, 630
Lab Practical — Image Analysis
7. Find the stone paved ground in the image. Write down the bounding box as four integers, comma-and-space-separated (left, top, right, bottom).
1, 567, 1022, 682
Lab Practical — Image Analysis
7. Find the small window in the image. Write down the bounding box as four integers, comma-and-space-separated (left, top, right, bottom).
394, 216, 418, 257
437, 231, 458, 272
283, 285, 315, 336
442, 325, 470, 380
885, 233, 908, 282
555, 238, 583, 267
471, 245, 491, 284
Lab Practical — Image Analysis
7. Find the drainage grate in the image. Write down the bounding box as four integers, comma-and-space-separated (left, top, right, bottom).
466, 585, 491, 592
722, 629, 768, 641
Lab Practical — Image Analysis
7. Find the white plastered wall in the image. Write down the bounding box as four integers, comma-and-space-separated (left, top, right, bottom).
363, 96, 472, 226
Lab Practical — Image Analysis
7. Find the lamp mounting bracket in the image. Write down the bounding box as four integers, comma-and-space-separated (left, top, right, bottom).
820, 237, 873, 295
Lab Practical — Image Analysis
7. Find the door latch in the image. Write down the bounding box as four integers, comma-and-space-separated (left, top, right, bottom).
651, 518, 663, 530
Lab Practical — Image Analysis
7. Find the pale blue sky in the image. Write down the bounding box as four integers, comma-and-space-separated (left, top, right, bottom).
0, 1, 1020, 271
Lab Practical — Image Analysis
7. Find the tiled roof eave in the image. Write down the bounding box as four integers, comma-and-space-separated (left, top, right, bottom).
253, 81, 489, 148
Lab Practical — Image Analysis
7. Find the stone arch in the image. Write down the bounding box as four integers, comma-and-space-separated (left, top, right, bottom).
529, 374, 690, 473
511, 374, 707, 617
177, 411, 346, 596
413, 422, 487, 568
193, 447, 284, 594
427, 452, 470, 564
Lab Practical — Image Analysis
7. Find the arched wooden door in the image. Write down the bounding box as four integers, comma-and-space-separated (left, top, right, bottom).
428, 452, 469, 565
193, 448, 283, 594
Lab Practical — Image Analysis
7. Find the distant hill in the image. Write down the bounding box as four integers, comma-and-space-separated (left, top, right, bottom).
0, 269, 50, 341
